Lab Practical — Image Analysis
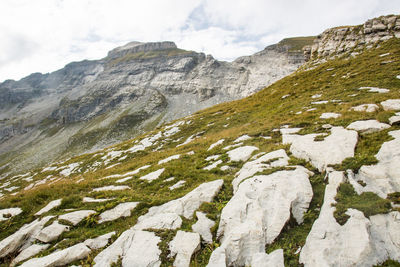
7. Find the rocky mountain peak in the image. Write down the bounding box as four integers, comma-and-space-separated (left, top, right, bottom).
107, 41, 178, 60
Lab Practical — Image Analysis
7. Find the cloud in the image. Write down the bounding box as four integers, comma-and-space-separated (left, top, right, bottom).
0, 0, 399, 81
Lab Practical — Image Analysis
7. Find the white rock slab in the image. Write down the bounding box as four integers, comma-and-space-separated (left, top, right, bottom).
207, 247, 227, 267
19, 243, 91, 267
213, 167, 313, 266
227, 146, 259, 162
351, 104, 379, 113
93, 230, 161, 267
203, 160, 223, 171
311, 94, 322, 99
0, 207, 22, 221
208, 139, 225, 151
192, 212, 215, 244
169, 180, 186, 190
159, 154, 181, 165
92, 185, 130, 192
169, 231, 200, 267
140, 168, 165, 182
381, 99, 400, 110
234, 135, 252, 143
223, 143, 243, 150
58, 210, 96, 226
251, 249, 284, 267
116, 176, 133, 183
353, 130, 400, 198
320, 112, 341, 119
84, 232, 115, 250
359, 86, 390, 93
206, 155, 220, 161
35, 199, 62, 216
0, 216, 53, 258
134, 179, 223, 230
311, 100, 329, 105
280, 128, 302, 135
11, 244, 50, 266
347, 120, 390, 134
98, 202, 139, 223
35, 221, 69, 243
283, 127, 358, 172
82, 197, 114, 203
232, 149, 290, 193
389, 116, 400, 125
300, 171, 400, 266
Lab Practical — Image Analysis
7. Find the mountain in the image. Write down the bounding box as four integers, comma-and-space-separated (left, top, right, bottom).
0, 37, 311, 173
0, 14, 400, 267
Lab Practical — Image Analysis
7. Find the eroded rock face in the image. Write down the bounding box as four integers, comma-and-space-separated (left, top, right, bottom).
212, 167, 313, 266
169, 231, 201, 267
283, 127, 358, 172
192, 212, 215, 244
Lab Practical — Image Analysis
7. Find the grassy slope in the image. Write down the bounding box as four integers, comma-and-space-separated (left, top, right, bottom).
0, 38, 400, 266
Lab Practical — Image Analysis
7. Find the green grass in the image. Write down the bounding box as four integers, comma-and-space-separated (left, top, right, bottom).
278, 36, 316, 52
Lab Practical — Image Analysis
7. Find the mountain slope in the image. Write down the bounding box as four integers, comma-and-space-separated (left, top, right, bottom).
0, 15, 400, 267
0, 38, 310, 174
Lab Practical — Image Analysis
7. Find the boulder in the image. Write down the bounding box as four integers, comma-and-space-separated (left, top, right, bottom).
11, 244, 50, 266
98, 202, 139, 223
0, 207, 22, 221
93, 230, 161, 267
58, 210, 96, 226
381, 99, 400, 110
35, 221, 69, 243
212, 167, 313, 266
347, 120, 390, 134
351, 104, 379, 113
35, 199, 62, 216
227, 146, 259, 162
232, 149, 289, 193
283, 127, 358, 172
19, 243, 91, 267
320, 112, 341, 119
134, 179, 223, 230
250, 249, 284, 267
0, 216, 53, 258
84, 232, 115, 250
169, 231, 201, 267
192, 212, 215, 244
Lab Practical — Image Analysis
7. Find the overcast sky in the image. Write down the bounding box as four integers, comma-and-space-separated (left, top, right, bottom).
0, 0, 399, 82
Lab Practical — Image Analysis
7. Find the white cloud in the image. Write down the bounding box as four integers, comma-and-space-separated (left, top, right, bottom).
0, 0, 399, 81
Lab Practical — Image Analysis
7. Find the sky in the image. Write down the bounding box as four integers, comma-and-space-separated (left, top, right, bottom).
0, 0, 399, 82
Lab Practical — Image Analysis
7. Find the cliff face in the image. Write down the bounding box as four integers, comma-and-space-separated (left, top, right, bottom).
0, 40, 306, 171
304, 14, 400, 62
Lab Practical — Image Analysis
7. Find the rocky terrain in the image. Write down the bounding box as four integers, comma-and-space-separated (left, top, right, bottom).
0, 14, 400, 267
0, 37, 308, 174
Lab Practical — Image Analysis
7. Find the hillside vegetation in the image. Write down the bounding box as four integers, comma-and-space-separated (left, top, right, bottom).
0, 37, 399, 267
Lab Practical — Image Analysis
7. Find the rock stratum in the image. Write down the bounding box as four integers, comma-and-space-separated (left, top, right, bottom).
0, 14, 400, 267
0, 38, 306, 172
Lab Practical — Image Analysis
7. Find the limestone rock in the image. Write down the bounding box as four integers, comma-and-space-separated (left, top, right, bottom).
227, 146, 259, 162
320, 112, 341, 119
169, 231, 201, 267
19, 243, 91, 267
134, 179, 223, 230
203, 160, 223, 170
82, 197, 114, 203
0, 216, 53, 258
35, 221, 69, 243
98, 202, 139, 223
212, 167, 312, 266
359, 87, 390, 93
232, 149, 289, 193
208, 139, 225, 151
0, 207, 22, 221
353, 130, 400, 198
192, 212, 215, 244
11, 244, 50, 267
84, 232, 116, 250
169, 180, 186, 190
35, 199, 62, 216
140, 168, 165, 182
92, 185, 130, 192
283, 127, 358, 172
207, 247, 227, 267
93, 230, 161, 267
234, 135, 252, 143
347, 119, 390, 134
58, 210, 96, 226
351, 104, 379, 113
389, 115, 400, 125
381, 99, 400, 110
159, 154, 181, 165
250, 249, 284, 267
